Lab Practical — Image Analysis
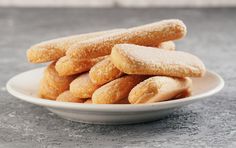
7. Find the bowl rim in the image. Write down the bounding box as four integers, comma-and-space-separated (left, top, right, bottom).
6, 68, 224, 112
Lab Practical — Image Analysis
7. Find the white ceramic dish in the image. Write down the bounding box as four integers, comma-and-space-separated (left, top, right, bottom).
7, 68, 224, 125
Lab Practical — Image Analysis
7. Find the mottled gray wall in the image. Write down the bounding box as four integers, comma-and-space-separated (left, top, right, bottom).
0, 0, 236, 7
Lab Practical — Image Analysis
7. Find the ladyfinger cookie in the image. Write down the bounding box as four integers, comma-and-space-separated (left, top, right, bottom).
55, 56, 107, 76
70, 73, 101, 98
92, 75, 146, 104
56, 90, 84, 103
66, 19, 186, 59
111, 44, 206, 77
89, 56, 124, 85
128, 76, 192, 104
83, 98, 129, 104
27, 29, 124, 63
89, 41, 175, 85
39, 62, 77, 100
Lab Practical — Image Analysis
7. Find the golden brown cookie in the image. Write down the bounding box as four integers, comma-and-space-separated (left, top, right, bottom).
89, 41, 175, 85
27, 29, 124, 63
92, 75, 146, 104
111, 44, 206, 77
55, 56, 107, 76
39, 62, 77, 100
83, 98, 129, 104
70, 73, 101, 98
66, 19, 186, 59
56, 90, 84, 103
128, 76, 192, 104
89, 56, 124, 85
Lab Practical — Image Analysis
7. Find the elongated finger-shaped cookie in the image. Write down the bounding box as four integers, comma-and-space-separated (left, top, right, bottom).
89, 56, 124, 85
128, 76, 192, 104
70, 73, 101, 98
39, 62, 77, 100
83, 98, 129, 104
67, 19, 186, 59
55, 56, 107, 76
27, 29, 124, 63
56, 90, 84, 103
89, 41, 175, 85
92, 75, 146, 104
111, 44, 206, 77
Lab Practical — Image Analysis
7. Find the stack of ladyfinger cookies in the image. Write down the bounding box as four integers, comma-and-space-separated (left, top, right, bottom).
26, 19, 206, 104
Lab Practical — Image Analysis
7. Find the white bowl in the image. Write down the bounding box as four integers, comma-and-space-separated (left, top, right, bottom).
6, 68, 224, 125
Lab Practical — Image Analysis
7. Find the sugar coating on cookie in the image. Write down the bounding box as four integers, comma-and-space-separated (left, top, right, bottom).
55, 56, 107, 76
27, 29, 124, 63
56, 90, 84, 103
92, 75, 147, 104
128, 76, 192, 104
89, 41, 175, 85
70, 73, 101, 98
39, 62, 77, 100
89, 56, 124, 85
67, 19, 186, 59
111, 44, 206, 77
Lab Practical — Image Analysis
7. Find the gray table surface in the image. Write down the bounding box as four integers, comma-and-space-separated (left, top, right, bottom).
0, 7, 235, 148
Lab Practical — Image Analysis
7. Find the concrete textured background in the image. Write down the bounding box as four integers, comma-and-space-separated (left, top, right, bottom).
0, 8, 235, 148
